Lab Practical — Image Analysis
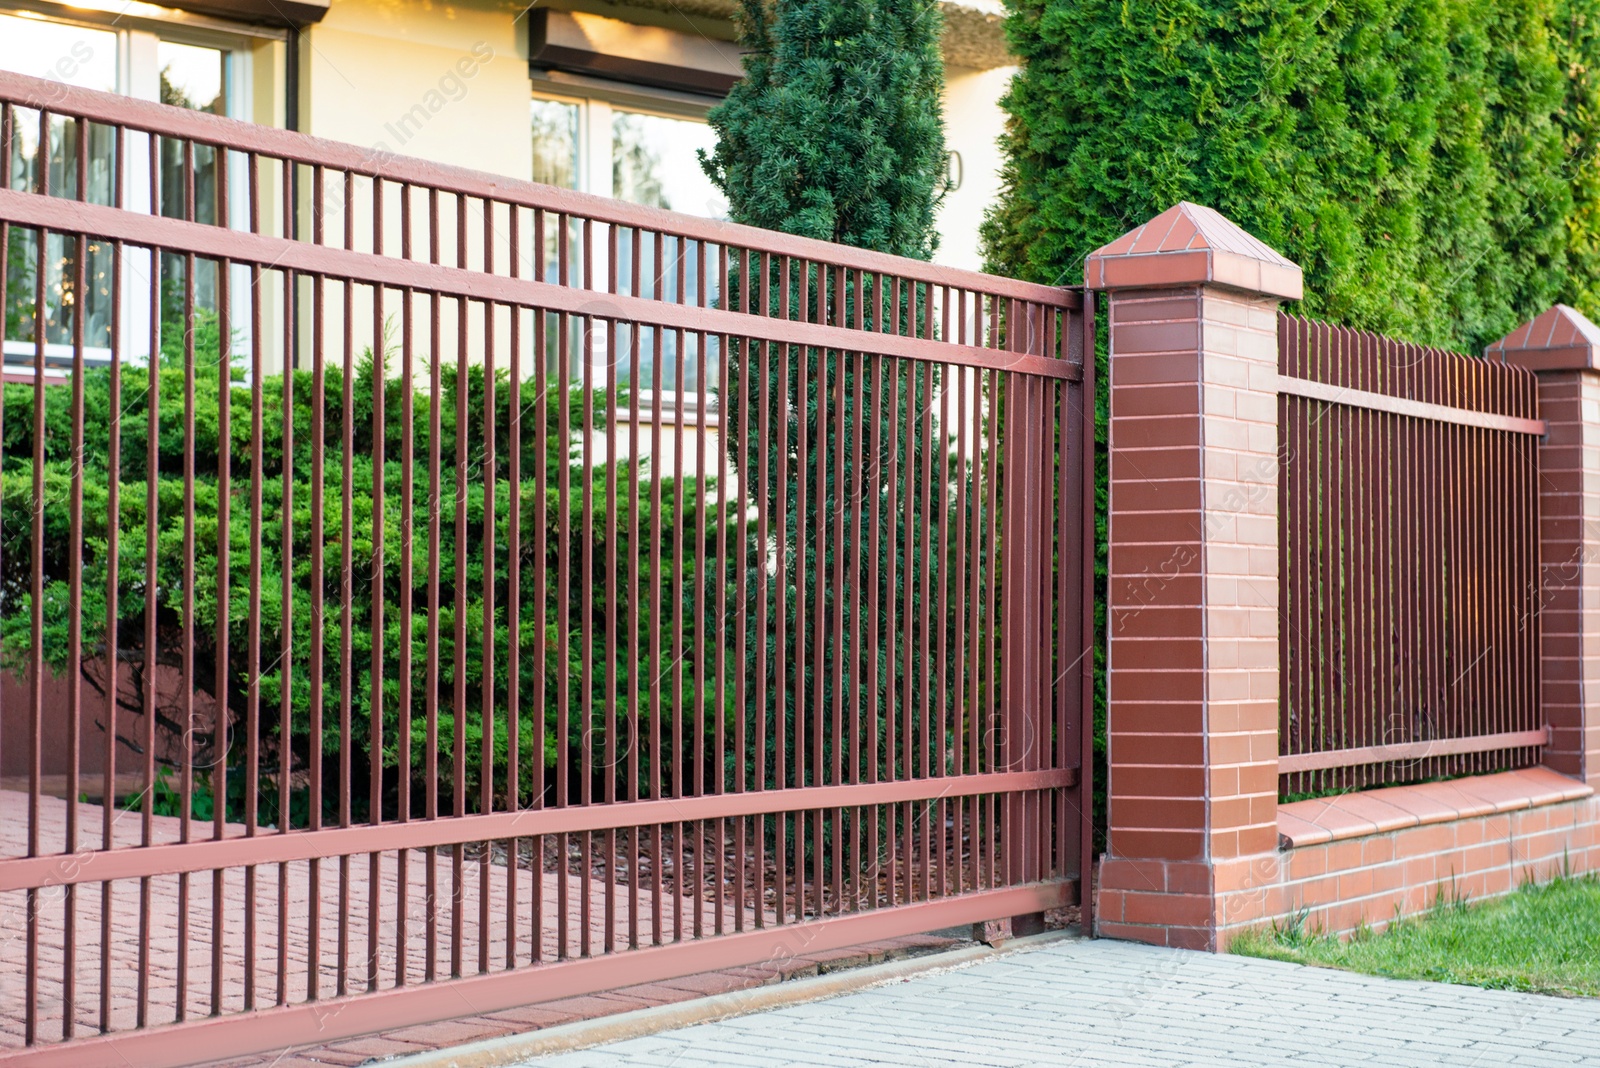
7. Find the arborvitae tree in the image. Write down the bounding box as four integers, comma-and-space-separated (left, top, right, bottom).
1556, 0, 1600, 314
702, 0, 947, 257
983, 0, 1589, 356
702, 0, 961, 808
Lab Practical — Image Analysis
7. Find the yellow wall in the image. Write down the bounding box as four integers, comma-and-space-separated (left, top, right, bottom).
304, 0, 532, 181
937, 64, 1014, 274
298, 0, 1015, 274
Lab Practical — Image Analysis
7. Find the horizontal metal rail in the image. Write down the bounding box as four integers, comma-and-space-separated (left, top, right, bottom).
1277, 729, 1550, 774
1277, 374, 1548, 435
0, 771, 1076, 891
0, 188, 1081, 379
0, 881, 1072, 1068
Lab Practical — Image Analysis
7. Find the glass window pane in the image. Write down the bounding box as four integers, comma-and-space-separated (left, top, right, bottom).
1, 13, 118, 358
611, 111, 726, 219
532, 97, 579, 190
157, 40, 226, 114
156, 41, 228, 325
0, 12, 116, 91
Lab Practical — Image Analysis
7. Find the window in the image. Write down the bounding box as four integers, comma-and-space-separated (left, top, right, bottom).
1, 6, 262, 369
530, 95, 728, 218
532, 93, 727, 392
611, 110, 725, 218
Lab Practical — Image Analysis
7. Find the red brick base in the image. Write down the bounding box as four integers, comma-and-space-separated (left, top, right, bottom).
1232, 769, 1596, 943
1097, 769, 1599, 947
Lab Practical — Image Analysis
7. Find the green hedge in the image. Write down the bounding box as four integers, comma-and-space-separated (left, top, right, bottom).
983, 0, 1600, 355
0, 352, 746, 826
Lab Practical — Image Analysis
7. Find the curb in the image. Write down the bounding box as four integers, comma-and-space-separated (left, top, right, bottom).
381, 930, 1079, 1067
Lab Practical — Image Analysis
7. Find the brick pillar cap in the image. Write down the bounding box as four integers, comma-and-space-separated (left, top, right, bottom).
1488, 304, 1600, 373
1084, 201, 1303, 301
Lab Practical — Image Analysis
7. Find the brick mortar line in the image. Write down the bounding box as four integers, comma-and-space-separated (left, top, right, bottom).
378, 932, 1079, 1068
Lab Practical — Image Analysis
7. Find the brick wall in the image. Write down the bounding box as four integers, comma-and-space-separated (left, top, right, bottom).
1221, 770, 1598, 941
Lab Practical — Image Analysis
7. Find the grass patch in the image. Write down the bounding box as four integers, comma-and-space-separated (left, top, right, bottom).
1231, 873, 1600, 997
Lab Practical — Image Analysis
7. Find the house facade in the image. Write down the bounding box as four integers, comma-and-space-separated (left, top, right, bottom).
0, 0, 1014, 273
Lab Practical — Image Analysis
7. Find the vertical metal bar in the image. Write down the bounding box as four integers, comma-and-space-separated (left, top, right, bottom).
681, 238, 700, 940
452, 210, 470, 978
901, 350, 918, 901
555, 213, 572, 960
177, 145, 197, 1022
753, 309, 772, 924
671, 234, 687, 943
849, 341, 866, 910
984, 364, 1000, 888
1078, 291, 1097, 930
735, 255, 757, 930
626, 227, 643, 951
717, 245, 735, 937
480, 225, 499, 977
397, 183, 416, 985
63, 216, 87, 1042
24, 110, 48, 1042
504, 204, 521, 970
307, 172, 329, 1001
243, 155, 264, 1012
601, 221, 618, 954
579, 217, 596, 957
211, 220, 233, 1019
647, 230, 664, 946
966, 299, 984, 894
369, 183, 388, 992
275, 166, 296, 1008
531, 209, 549, 965
793, 272, 810, 920
773, 263, 790, 922
830, 268, 847, 915
424, 193, 443, 982
883, 344, 900, 907
866, 304, 884, 906
951, 308, 968, 896
454, 273, 467, 978
95, 123, 126, 1035
139, 130, 162, 1027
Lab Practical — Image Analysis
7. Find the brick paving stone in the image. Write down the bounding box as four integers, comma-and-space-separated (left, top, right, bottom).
527, 938, 1600, 1068
3, 790, 962, 1065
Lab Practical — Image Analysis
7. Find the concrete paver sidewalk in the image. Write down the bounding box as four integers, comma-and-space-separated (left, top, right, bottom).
531, 937, 1600, 1067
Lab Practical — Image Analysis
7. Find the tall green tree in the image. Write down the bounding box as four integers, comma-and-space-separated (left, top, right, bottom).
701, 0, 971, 806
701, 0, 948, 257
983, 0, 1588, 356
1555, 0, 1600, 314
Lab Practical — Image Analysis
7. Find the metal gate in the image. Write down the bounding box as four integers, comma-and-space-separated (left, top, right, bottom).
0, 71, 1094, 1066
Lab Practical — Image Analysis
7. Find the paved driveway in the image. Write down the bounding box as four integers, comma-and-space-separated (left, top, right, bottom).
532, 937, 1600, 1067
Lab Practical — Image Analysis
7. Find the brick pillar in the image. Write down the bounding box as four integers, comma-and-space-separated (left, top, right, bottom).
1491, 306, 1600, 788
1087, 203, 1301, 949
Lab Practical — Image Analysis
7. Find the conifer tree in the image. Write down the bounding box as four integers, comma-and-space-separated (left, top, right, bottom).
702, 0, 956, 798
702, 0, 947, 259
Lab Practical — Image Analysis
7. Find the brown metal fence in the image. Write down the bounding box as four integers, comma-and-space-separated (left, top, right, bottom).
1277, 313, 1545, 798
0, 72, 1094, 1065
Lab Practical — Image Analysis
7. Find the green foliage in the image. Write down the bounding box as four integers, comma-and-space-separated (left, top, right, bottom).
1556, 0, 1600, 315
0, 351, 746, 826
702, 0, 949, 258
984, 1, 1600, 848
1232, 873, 1600, 997
984, 0, 1600, 355
703, 1, 989, 806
